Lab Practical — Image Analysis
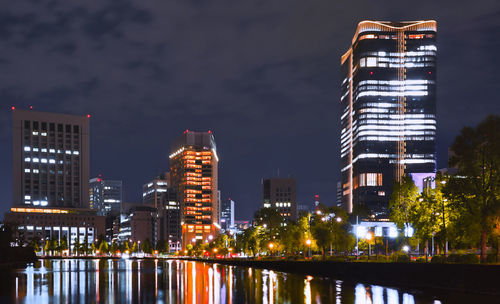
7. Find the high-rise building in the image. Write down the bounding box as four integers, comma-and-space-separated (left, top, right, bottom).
12, 109, 90, 208
142, 172, 169, 209
89, 176, 123, 216
169, 130, 219, 248
221, 198, 235, 232
262, 177, 297, 221
340, 21, 437, 217
6, 108, 105, 248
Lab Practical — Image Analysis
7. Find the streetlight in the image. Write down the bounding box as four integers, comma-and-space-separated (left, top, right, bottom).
402, 245, 410, 253
336, 217, 342, 223
268, 242, 274, 256
365, 231, 373, 259
306, 239, 312, 259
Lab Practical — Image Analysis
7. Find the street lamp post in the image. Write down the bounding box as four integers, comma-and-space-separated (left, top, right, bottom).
306, 239, 312, 259
268, 242, 274, 256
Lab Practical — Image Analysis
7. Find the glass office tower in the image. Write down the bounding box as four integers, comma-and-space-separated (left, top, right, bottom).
340, 21, 437, 217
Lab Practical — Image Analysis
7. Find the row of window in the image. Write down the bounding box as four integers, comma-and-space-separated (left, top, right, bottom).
24, 120, 81, 133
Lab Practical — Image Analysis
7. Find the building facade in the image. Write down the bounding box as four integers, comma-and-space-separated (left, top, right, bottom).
340, 21, 437, 217
221, 199, 235, 232
7, 108, 105, 250
142, 173, 169, 209
5, 207, 105, 250
169, 130, 219, 248
12, 109, 90, 208
89, 176, 123, 216
262, 178, 297, 221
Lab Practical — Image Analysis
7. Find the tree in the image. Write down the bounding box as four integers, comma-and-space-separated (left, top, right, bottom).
446, 115, 500, 262
254, 207, 283, 236
121, 241, 131, 253
142, 239, 153, 254
30, 237, 41, 254
311, 223, 333, 259
98, 240, 109, 255
110, 241, 119, 255
389, 175, 420, 241
58, 237, 68, 255
73, 238, 81, 256
131, 241, 138, 253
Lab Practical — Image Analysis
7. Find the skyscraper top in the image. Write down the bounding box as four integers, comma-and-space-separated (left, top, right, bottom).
170, 130, 217, 159
342, 20, 437, 63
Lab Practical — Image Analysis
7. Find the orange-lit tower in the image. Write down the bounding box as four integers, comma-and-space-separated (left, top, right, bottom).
169, 130, 220, 249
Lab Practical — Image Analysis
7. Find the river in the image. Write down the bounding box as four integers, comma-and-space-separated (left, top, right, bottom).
1, 258, 495, 303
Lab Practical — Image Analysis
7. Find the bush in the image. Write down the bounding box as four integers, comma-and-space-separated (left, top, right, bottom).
391, 253, 410, 263
486, 253, 498, 264
431, 255, 446, 263
415, 257, 428, 263
447, 253, 479, 264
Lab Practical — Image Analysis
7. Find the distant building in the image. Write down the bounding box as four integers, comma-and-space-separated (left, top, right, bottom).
340, 21, 437, 218
169, 130, 220, 248
233, 220, 251, 233
158, 189, 181, 252
142, 173, 169, 209
262, 177, 297, 221
117, 205, 158, 245
221, 199, 235, 232
89, 176, 123, 216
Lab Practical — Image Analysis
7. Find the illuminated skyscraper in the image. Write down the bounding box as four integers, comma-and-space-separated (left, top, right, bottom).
89, 176, 123, 216
340, 21, 437, 217
169, 130, 219, 248
142, 172, 169, 209
12, 108, 90, 208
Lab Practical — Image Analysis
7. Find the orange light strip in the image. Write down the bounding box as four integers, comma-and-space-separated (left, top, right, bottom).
11, 207, 69, 214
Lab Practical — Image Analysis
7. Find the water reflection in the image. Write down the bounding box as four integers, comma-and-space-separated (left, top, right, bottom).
3, 259, 493, 303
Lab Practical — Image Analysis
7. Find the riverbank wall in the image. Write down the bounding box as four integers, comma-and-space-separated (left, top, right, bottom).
181, 258, 500, 295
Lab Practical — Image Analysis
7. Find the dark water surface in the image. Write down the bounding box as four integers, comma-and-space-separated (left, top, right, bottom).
2, 259, 495, 303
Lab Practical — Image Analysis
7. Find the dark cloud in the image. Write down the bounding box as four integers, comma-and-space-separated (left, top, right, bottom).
0, 0, 499, 220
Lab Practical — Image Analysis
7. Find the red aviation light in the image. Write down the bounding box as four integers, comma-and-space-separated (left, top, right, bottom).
208, 130, 212, 134
29, 105, 33, 110
369, 71, 373, 75
11, 106, 15, 111
87, 114, 91, 118
428, 71, 432, 75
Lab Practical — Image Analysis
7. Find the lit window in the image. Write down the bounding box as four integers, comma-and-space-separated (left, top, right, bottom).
24, 195, 31, 200
33, 169, 39, 173
33, 201, 40, 206
49, 159, 55, 164
24, 146, 31, 152
366, 57, 377, 67
41, 132, 47, 136
32, 131, 39, 135
41, 148, 47, 152
33, 148, 39, 152
41, 158, 47, 163
49, 149, 56, 153
24, 157, 31, 162
41, 201, 48, 206
32, 158, 39, 163
65, 150, 72, 154
24, 201, 31, 205
24, 168, 31, 173
57, 149, 62, 153
73, 151, 80, 155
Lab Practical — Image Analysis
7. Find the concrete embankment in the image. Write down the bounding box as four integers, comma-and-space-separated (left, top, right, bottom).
180, 258, 500, 295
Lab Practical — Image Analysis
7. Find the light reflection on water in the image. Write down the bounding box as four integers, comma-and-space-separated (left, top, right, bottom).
1, 259, 492, 303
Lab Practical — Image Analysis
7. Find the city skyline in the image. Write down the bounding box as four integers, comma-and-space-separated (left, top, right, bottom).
1, 1, 499, 221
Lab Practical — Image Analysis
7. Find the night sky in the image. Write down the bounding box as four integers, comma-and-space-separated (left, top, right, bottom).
1, 1, 499, 221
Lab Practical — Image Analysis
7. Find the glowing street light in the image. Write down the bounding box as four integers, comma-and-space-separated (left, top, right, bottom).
306, 239, 312, 258
402, 245, 410, 253
336, 217, 342, 223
